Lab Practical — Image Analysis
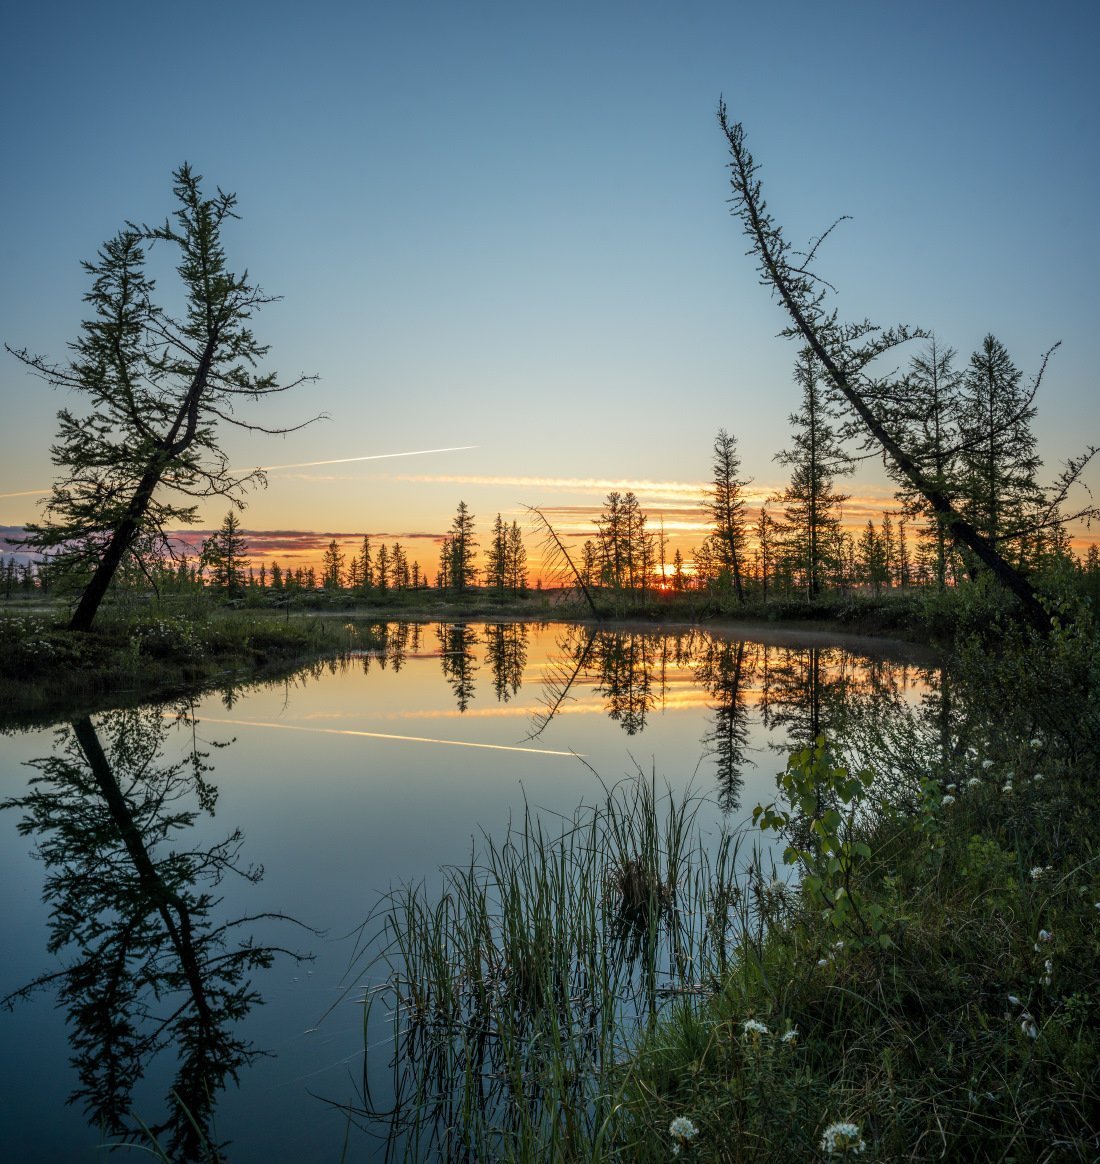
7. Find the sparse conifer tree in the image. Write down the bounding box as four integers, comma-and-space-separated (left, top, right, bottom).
201, 511, 249, 598
376, 543, 390, 594
707, 428, 751, 600
506, 521, 527, 594
774, 349, 853, 598
322, 539, 345, 589
7, 165, 317, 631
448, 502, 478, 592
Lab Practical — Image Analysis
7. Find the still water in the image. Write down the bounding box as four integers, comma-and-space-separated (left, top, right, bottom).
0, 620, 935, 1161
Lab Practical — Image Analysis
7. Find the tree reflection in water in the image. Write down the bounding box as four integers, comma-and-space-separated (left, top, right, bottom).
484, 621, 528, 702
525, 626, 938, 816
1, 707, 310, 1161
437, 622, 479, 712
694, 637, 754, 812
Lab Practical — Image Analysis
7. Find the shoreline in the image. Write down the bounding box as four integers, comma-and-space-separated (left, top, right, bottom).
0, 602, 941, 729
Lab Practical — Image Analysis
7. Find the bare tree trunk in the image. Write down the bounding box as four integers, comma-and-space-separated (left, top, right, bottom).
68, 461, 166, 631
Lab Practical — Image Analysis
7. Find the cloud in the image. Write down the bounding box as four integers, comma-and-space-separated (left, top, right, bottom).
394, 473, 711, 502
171, 528, 448, 557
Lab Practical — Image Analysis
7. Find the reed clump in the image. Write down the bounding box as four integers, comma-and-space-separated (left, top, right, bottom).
356, 776, 756, 1161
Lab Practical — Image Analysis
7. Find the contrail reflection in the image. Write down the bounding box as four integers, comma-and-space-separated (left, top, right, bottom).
194, 715, 580, 757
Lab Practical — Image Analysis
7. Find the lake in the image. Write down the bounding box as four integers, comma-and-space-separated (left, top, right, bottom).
0, 620, 936, 1161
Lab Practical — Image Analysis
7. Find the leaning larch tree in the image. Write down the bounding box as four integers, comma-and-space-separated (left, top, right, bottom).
6, 164, 318, 631
718, 103, 1096, 631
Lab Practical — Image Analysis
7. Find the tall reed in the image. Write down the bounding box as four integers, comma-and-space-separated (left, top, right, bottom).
356, 775, 760, 1161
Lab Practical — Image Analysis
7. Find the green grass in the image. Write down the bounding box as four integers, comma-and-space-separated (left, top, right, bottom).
356, 598, 1100, 1161
0, 606, 373, 724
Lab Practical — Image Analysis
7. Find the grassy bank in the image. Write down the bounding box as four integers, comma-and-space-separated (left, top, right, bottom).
0, 608, 372, 725
0, 579, 1073, 726
358, 601, 1100, 1161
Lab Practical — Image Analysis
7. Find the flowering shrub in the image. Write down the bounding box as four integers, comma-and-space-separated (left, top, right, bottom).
129, 617, 207, 660
820, 1120, 866, 1155
754, 737, 890, 947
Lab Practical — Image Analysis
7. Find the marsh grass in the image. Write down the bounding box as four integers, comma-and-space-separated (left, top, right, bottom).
0, 608, 373, 722
353, 775, 768, 1161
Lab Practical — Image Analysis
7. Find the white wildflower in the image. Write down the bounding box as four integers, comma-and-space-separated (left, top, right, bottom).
1030, 865, 1054, 881
1019, 1013, 1038, 1039
817, 958, 830, 968
1037, 929, 1054, 943
981, 758, 994, 770
820, 1121, 866, 1155
1007, 994, 1022, 1007
781, 1027, 799, 1046
669, 1116, 699, 1143
1031, 774, 1044, 784
941, 794, 956, 807
1030, 736, 1042, 749
945, 783, 958, 794
966, 777, 982, 788
1001, 782, 1014, 795
1041, 958, 1053, 986
742, 1018, 769, 1041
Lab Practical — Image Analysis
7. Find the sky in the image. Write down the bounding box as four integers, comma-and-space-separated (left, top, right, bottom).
2, 0, 1098, 579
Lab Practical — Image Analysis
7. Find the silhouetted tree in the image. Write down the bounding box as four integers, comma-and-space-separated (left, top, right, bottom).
448, 502, 478, 593
956, 335, 1041, 562
774, 348, 852, 597
6, 165, 318, 631
896, 339, 963, 589
718, 107, 1068, 628
201, 510, 249, 597
707, 429, 751, 600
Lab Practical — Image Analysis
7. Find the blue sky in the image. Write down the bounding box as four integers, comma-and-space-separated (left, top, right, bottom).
2, 0, 1097, 570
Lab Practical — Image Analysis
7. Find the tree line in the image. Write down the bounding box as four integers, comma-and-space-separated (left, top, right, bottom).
564, 332, 1097, 606
108, 500, 530, 602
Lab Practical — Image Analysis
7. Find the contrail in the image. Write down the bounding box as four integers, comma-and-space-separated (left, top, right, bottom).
0, 446, 479, 501
193, 715, 580, 758
254, 446, 478, 472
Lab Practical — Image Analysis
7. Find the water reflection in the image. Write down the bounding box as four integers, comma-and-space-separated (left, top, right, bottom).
521, 626, 933, 813
437, 622, 479, 712
1, 707, 309, 1161
484, 621, 528, 703
694, 637, 753, 812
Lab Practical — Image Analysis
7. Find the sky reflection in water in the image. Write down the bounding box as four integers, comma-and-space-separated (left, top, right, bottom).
0, 620, 935, 1162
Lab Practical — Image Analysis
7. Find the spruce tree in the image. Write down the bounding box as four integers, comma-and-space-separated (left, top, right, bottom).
201, 511, 249, 597
896, 339, 962, 589
957, 335, 1041, 554
448, 501, 478, 593
774, 349, 853, 597
485, 513, 508, 599
506, 521, 528, 594
322, 539, 345, 590
707, 428, 751, 600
